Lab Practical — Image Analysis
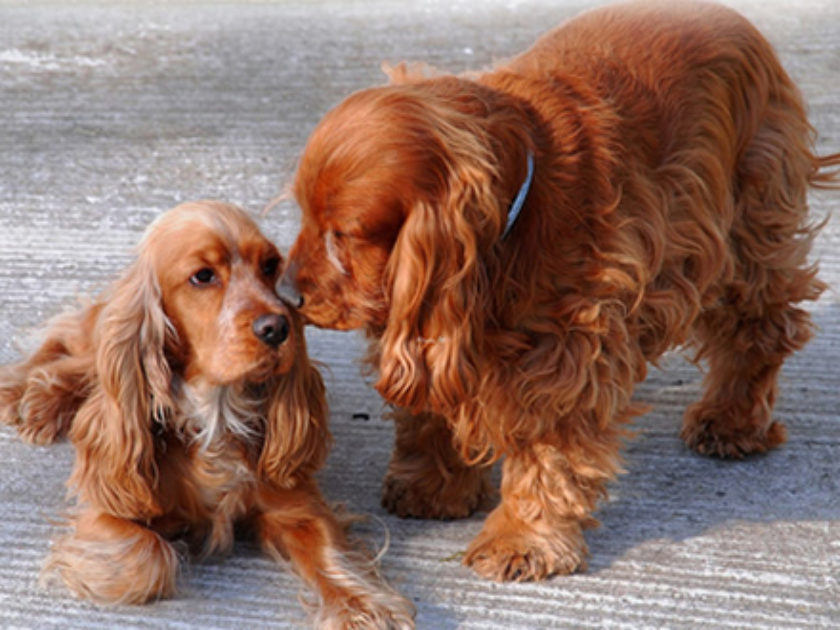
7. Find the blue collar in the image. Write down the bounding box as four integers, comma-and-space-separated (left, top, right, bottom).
501, 151, 534, 239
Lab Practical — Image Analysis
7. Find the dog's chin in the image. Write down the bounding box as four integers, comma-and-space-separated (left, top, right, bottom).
247, 351, 297, 382
202, 350, 296, 387
300, 299, 378, 332
309, 318, 360, 332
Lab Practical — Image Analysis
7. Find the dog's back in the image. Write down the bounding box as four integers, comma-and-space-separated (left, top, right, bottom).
505, 1, 795, 171
486, 1, 833, 362
509, 2, 774, 92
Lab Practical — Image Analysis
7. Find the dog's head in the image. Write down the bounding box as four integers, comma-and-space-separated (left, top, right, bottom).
139, 200, 295, 386
70, 201, 327, 518
280, 78, 535, 411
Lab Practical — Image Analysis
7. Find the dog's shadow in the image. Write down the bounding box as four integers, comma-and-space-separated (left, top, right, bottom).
586, 328, 840, 573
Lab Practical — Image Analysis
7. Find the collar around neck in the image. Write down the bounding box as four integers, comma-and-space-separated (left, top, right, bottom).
501, 151, 535, 240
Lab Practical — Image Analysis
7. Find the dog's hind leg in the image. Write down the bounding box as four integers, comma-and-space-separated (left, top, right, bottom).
681, 300, 813, 458
681, 100, 827, 458
0, 313, 95, 444
1, 350, 91, 445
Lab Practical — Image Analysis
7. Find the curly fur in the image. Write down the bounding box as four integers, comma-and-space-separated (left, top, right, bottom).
0, 201, 414, 627
281, 1, 838, 582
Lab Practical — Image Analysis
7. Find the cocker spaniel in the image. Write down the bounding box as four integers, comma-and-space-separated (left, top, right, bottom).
277, 1, 839, 582
0, 201, 414, 628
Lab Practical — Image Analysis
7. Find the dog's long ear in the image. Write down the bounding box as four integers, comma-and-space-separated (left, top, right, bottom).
375, 102, 508, 416
68, 255, 174, 519
259, 316, 329, 487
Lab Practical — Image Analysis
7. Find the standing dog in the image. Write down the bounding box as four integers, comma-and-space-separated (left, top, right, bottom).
0, 201, 414, 628
278, 1, 839, 582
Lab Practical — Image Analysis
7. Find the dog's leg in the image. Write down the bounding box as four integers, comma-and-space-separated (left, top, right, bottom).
381, 409, 491, 519
257, 482, 415, 629
1, 311, 95, 444
682, 301, 815, 458
44, 510, 180, 604
9, 353, 91, 445
682, 107, 824, 459
464, 440, 616, 581
0, 365, 26, 429
1, 355, 89, 445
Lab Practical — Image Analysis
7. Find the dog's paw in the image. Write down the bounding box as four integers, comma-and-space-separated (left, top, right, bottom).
17, 419, 64, 445
682, 404, 786, 458
316, 595, 416, 630
463, 508, 587, 581
16, 391, 74, 445
381, 463, 490, 520
0, 380, 24, 428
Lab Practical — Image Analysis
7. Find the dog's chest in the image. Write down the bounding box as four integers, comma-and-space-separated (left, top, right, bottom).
173, 382, 265, 517
192, 444, 256, 518
178, 382, 265, 449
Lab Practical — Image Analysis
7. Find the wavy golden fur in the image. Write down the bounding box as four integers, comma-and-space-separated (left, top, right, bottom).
0, 201, 414, 628
279, 0, 839, 583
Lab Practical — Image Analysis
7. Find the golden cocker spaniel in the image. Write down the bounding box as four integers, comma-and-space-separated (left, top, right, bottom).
278, 0, 839, 583
0, 201, 414, 628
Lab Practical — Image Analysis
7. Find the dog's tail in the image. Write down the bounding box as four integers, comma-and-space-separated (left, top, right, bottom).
810, 151, 840, 189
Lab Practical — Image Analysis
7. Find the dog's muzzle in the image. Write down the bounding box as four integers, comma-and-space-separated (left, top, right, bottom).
276, 265, 304, 309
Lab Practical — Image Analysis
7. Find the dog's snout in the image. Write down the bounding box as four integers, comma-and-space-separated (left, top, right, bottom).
253, 313, 290, 348
276, 263, 304, 309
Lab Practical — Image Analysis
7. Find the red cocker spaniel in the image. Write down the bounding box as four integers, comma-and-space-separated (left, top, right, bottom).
0, 201, 414, 628
278, 1, 839, 582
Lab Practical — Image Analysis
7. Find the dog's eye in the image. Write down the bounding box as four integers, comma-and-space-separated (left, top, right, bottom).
189, 267, 216, 286
261, 256, 280, 278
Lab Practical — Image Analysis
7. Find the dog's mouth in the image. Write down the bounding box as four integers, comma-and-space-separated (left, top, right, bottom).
193, 338, 296, 387
296, 293, 373, 332
243, 344, 297, 383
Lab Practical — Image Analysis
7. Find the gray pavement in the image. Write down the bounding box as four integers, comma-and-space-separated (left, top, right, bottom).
0, 1, 838, 628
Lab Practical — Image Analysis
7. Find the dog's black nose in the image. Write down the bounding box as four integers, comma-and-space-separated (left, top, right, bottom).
253, 313, 290, 347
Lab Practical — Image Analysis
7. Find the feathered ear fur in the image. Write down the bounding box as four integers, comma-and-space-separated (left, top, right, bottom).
68, 255, 174, 519
258, 315, 329, 487
375, 101, 508, 414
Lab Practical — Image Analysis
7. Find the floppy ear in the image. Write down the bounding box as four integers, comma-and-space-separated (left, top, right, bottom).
376, 121, 506, 415
68, 256, 174, 519
258, 316, 329, 487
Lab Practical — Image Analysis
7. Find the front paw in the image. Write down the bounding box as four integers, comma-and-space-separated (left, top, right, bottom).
317, 595, 416, 630
44, 512, 180, 604
463, 507, 587, 581
381, 461, 490, 520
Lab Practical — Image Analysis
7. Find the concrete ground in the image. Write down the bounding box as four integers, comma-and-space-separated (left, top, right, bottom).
0, 1, 838, 628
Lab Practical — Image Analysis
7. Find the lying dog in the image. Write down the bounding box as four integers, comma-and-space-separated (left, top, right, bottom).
0, 201, 414, 628
278, 1, 839, 582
